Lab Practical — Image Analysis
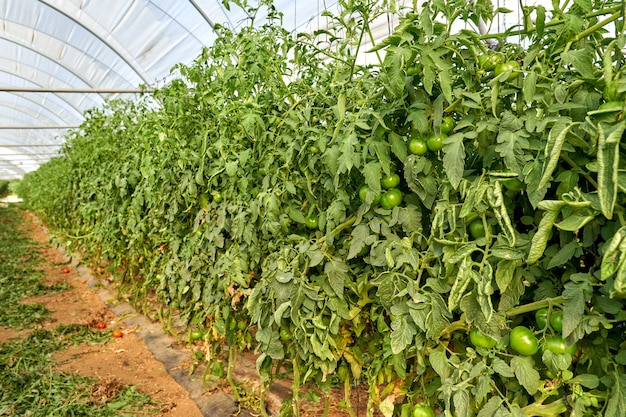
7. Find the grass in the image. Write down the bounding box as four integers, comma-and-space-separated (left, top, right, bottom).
0, 206, 162, 416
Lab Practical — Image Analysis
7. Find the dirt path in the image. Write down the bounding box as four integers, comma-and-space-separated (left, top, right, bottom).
0, 210, 242, 417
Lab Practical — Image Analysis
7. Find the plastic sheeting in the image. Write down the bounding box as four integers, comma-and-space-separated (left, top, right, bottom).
0, 0, 359, 179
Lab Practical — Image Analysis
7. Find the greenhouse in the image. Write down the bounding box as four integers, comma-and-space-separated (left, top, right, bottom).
1, 0, 625, 416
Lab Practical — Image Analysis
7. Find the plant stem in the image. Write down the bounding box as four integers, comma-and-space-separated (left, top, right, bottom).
561, 153, 599, 189
344, 378, 357, 417
506, 296, 564, 316
226, 345, 240, 402
291, 357, 301, 417
522, 399, 568, 416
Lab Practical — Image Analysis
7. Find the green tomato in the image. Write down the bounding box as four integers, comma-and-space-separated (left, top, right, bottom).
358, 185, 381, 205
190, 330, 203, 341
542, 336, 577, 355
494, 61, 520, 80
535, 308, 548, 330
408, 138, 429, 156
279, 328, 292, 343
510, 326, 539, 356
309, 145, 320, 154
469, 220, 486, 239
478, 52, 504, 71
381, 173, 401, 189
440, 116, 455, 134
470, 328, 497, 349
413, 403, 436, 417
212, 191, 224, 203
305, 215, 319, 230
380, 188, 403, 209
550, 310, 563, 333
426, 133, 445, 152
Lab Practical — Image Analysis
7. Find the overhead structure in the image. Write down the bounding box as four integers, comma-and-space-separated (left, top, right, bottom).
0, 0, 346, 179
3, 0, 513, 180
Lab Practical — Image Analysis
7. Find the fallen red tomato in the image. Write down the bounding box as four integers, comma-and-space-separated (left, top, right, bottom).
96, 322, 106, 329
62, 268, 70, 274
112, 330, 123, 338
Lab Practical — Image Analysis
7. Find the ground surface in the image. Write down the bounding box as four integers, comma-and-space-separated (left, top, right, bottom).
0, 210, 205, 417
0, 208, 380, 417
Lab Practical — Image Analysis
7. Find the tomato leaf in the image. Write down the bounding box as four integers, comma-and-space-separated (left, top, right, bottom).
429, 349, 451, 379
605, 372, 626, 417
539, 121, 578, 189
523, 71, 537, 106
546, 241, 579, 269
324, 257, 348, 298
510, 356, 541, 395
388, 131, 407, 164
563, 276, 591, 338
535, 6, 546, 37
442, 133, 465, 189
390, 315, 416, 354
597, 120, 626, 219
453, 390, 470, 417
569, 374, 600, 389
476, 397, 503, 417
527, 201, 566, 264
491, 357, 515, 378
561, 50, 595, 79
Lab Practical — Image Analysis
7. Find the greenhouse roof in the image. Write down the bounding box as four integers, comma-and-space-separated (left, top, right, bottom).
0, 0, 353, 180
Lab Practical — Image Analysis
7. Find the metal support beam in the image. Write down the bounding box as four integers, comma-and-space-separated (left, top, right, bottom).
0, 125, 78, 129
0, 86, 154, 93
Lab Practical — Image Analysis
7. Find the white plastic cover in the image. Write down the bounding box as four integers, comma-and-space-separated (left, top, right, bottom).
0, 0, 460, 179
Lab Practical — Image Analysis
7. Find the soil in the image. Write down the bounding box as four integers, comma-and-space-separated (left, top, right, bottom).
0, 210, 381, 417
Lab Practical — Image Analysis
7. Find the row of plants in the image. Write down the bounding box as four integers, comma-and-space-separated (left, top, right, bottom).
16, 0, 626, 415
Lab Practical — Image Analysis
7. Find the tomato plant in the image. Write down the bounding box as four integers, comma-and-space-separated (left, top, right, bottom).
15, 0, 626, 415
509, 326, 539, 356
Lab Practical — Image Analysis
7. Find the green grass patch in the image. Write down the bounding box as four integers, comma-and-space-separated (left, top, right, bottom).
0, 206, 69, 328
0, 325, 159, 416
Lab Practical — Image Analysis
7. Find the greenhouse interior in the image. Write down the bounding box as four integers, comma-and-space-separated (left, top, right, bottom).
1, 0, 626, 416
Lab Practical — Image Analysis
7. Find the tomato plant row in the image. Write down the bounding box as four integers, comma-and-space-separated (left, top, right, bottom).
16, 0, 626, 416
